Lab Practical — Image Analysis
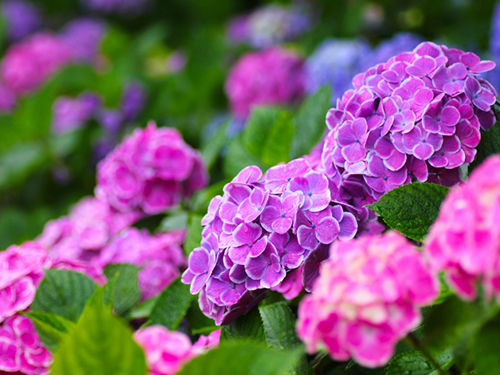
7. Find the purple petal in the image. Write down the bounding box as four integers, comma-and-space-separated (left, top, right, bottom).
338, 212, 358, 240
233, 223, 262, 245
315, 217, 340, 244
297, 226, 319, 250
245, 256, 267, 280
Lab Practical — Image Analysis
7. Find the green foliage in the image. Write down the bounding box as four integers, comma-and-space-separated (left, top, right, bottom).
422, 295, 488, 351
176, 340, 303, 375
223, 136, 266, 179
221, 306, 265, 342
25, 311, 75, 352
261, 112, 295, 166
50, 289, 147, 375
468, 121, 500, 174
386, 349, 453, 375
149, 278, 193, 330
368, 182, 449, 242
31, 269, 97, 322
201, 119, 229, 171
290, 85, 332, 159
183, 213, 203, 256
103, 264, 142, 316
470, 311, 500, 375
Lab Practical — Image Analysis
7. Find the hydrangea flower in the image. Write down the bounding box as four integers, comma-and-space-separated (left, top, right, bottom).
120, 81, 146, 123
305, 39, 371, 102
0, 315, 52, 375
297, 231, 439, 367
61, 18, 107, 64
487, 1, 500, 92
0, 242, 50, 323
0, 84, 16, 114
321, 42, 496, 208
1, 33, 73, 95
424, 155, 500, 300
94, 228, 186, 299
95, 122, 208, 215
1, 0, 41, 42
225, 47, 305, 119
134, 326, 220, 375
367, 33, 423, 66
51, 92, 101, 134
182, 162, 358, 325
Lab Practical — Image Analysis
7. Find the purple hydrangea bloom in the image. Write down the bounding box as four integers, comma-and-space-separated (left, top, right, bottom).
367, 33, 423, 66
487, 2, 500, 92
183, 161, 358, 325
1, 0, 41, 42
120, 81, 147, 122
305, 39, 371, 102
52, 92, 101, 134
61, 18, 107, 64
321, 42, 496, 209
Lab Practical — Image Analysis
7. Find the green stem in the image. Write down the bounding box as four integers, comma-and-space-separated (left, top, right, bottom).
404, 333, 449, 375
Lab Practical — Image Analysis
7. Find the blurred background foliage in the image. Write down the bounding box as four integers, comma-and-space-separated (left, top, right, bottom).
0, 0, 498, 248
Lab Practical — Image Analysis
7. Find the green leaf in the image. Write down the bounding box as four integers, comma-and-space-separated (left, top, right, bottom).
0, 141, 48, 188
223, 137, 266, 179
261, 112, 295, 167
149, 278, 193, 330
50, 288, 147, 375
468, 121, 500, 174
386, 349, 453, 375
470, 311, 500, 375
31, 269, 97, 322
242, 107, 283, 159
422, 295, 488, 351
24, 311, 75, 352
290, 85, 331, 159
128, 296, 159, 320
259, 302, 308, 375
158, 209, 189, 232
368, 182, 449, 242
221, 307, 265, 342
259, 302, 301, 350
104, 264, 142, 316
176, 340, 302, 375
183, 214, 203, 256
201, 119, 229, 171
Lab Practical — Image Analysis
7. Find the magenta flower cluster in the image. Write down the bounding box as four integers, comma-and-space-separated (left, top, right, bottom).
96, 122, 208, 215
0, 315, 52, 375
51, 92, 101, 135
182, 161, 358, 325
297, 231, 439, 368
94, 228, 186, 300
1, 33, 74, 96
225, 47, 305, 119
134, 326, 220, 375
425, 155, 500, 301
321, 42, 496, 204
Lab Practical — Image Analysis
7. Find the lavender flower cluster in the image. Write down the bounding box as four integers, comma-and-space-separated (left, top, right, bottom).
227, 4, 311, 49
321, 42, 496, 205
96, 122, 208, 215
1, 0, 40, 42
182, 161, 358, 325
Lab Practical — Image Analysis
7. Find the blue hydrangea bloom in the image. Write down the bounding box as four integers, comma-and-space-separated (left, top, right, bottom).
367, 32, 424, 66
1, 0, 40, 41
487, 1, 500, 92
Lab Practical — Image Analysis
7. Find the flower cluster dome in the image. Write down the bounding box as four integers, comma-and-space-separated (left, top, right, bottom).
321, 42, 496, 204
96, 122, 208, 215
425, 155, 500, 301
225, 47, 305, 119
297, 231, 439, 367
182, 162, 358, 325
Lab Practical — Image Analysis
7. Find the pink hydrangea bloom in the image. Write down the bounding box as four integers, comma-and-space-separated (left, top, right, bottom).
297, 231, 439, 368
38, 196, 139, 260
1, 33, 73, 96
425, 155, 500, 300
134, 326, 220, 375
96, 122, 208, 215
94, 228, 186, 299
225, 47, 305, 119
0, 315, 52, 375
0, 242, 50, 323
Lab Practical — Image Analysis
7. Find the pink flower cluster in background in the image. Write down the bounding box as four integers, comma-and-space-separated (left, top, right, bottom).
51, 92, 101, 135
1, 33, 74, 96
225, 47, 305, 119
134, 326, 220, 375
425, 155, 500, 300
321, 42, 496, 210
182, 161, 358, 325
0, 315, 52, 375
96, 122, 208, 215
297, 231, 439, 367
